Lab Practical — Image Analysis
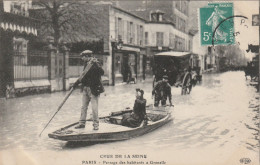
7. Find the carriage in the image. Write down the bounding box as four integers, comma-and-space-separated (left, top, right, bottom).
153, 51, 201, 95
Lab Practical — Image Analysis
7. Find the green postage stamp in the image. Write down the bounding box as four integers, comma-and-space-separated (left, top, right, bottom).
199, 3, 234, 46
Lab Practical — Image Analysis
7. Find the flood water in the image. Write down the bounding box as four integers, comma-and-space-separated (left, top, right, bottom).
0, 71, 259, 165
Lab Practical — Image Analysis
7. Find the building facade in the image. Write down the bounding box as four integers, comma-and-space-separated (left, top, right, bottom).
0, 1, 196, 98
109, 6, 146, 84
117, 0, 193, 77
0, 1, 39, 98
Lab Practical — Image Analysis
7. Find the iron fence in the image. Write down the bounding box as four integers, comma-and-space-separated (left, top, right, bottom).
68, 53, 104, 78
69, 53, 84, 78
13, 50, 48, 81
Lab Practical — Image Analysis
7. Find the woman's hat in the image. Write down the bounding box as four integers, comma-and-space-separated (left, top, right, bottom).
80, 50, 93, 57
136, 88, 144, 95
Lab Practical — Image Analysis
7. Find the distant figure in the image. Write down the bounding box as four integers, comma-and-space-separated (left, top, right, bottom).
127, 63, 133, 83
152, 75, 173, 107
195, 67, 202, 83
73, 50, 104, 130
122, 88, 147, 128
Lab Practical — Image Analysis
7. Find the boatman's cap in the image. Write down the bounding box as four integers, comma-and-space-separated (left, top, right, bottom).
80, 50, 93, 57
162, 75, 168, 79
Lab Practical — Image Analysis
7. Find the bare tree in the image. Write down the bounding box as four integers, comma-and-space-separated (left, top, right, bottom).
32, 0, 106, 48
215, 44, 247, 66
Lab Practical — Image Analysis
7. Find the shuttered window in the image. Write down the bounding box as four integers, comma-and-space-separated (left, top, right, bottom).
118, 18, 123, 40
129, 22, 133, 44
145, 32, 148, 45
136, 25, 140, 46
156, 32, 164, 46
169, 33, 174, 47
115, 17, 118, 40
131, 22, 135, 44
127, 21, 130, 43
140, 25, 143, 46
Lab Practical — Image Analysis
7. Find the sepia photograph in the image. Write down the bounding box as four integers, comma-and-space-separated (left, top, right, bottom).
0, 0, 259, 165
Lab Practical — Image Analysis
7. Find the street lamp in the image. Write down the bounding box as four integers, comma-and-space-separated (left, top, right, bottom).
117, 39, 123, 50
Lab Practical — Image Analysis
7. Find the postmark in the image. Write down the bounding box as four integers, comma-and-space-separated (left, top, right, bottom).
212, 15, 248, 47
199, 2, 234, 46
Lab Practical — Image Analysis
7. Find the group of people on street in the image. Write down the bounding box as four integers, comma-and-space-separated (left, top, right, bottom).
73, 50, 174, 130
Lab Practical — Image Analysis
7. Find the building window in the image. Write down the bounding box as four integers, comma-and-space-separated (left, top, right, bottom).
127, 22, 134, 44
118, 18, 123, 40
176, 17, 186, 32
127, 21, 130, 43
140, 25, 143, 46
151, 12, 163, 22
169, 33, 174, 48
130, 22, 134, 44
158, 15, 162, 21
189, 40, 192, 51
145, 32, 148, 45
174, 36, 178, 50
127, 22, 132, 44
137, 25, 140, 46
156, 32, 164, 46
151, 13, 158, 21
175, 35, 185, 51
182, 38, 185, 51
175, 1, 188, 15
182, 1, 188, 15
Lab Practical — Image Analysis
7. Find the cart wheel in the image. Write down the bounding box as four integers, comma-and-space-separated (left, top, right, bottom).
181, 73, 192, 95
181, 86, 187, 95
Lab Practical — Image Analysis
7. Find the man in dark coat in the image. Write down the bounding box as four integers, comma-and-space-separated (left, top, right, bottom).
152, 75, 173, 107
122, 89, 147, 128
73, 50, 104, 130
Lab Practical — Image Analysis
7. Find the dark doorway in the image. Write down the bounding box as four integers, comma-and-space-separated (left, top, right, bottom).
143, 55, 147, 80
122, 53, 129, 82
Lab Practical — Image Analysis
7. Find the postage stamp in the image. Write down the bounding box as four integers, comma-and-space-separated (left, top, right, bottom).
199, 3, 234, 46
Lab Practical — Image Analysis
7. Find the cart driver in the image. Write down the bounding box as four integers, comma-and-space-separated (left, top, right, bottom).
152, 75, 173, 107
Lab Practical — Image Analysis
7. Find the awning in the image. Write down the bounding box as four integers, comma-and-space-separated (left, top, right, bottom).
155, 51, 191, 57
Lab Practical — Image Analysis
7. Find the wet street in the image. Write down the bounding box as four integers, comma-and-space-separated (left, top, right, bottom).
0, 71, 259, 165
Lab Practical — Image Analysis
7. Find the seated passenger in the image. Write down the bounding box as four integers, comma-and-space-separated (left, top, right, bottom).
122, 89, 147, 128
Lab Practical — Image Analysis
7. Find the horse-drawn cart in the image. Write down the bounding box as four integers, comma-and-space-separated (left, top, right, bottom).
153, 51, 201, 95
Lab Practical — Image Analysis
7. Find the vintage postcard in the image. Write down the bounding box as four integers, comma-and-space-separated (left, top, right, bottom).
0, 0, 259, 165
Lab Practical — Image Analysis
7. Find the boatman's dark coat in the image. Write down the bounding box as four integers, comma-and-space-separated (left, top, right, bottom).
74, 60, 104, 96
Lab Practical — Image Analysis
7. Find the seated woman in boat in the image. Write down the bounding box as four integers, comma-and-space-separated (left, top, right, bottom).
121, 88, 147, 128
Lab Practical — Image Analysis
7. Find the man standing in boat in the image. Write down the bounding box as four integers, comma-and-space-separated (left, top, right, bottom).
73, 50, 104, 130
152, 75, 173, 107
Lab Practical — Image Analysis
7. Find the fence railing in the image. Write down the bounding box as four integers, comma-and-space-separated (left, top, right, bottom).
14, 50, 48, 81
13, 51, 103, 81
69, 53, 83, 78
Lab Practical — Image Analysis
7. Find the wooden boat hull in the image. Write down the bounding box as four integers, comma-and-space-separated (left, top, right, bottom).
48, 108, 173, 142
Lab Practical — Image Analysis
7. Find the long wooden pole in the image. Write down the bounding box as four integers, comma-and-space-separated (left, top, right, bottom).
39, 87, 75, 137
39, 60, 95, 137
